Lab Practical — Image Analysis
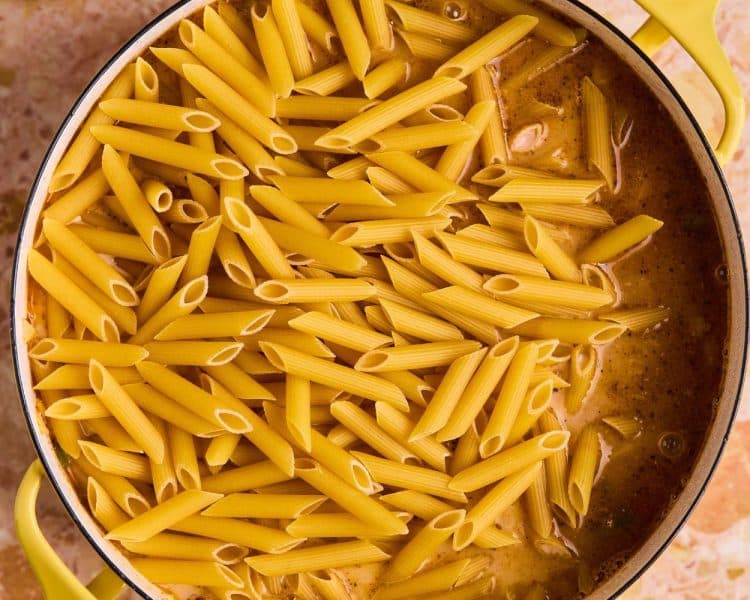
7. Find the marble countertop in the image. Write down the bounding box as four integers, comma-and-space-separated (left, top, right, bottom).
0, 1, 748, 598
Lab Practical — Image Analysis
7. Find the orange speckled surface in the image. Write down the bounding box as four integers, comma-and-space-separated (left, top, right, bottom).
0, 1, 748, 598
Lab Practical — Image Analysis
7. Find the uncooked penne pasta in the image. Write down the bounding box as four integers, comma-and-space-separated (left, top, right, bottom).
397, 30, 460, 62
583, 77, 614, 190
289, 310, 392, 352
490, 177, 605, 204
325, 0, 371, 79
379, 298, 464, 342
578, 215, 664, 264
523, 216, 580, 282
247, 540, 390, 576
425, 286, 539, 329
272, 0, 313, 79
387, 0, 475, 43
435, 16, 538, 79
250, 3, 295, 98
521, 203, 615, 229
99, 98, 219, 133
361, 0, 394, 52
568, 425, 600, 516
565, 345, 598, 413
483, 274, 613, 309
317, 78, 467, 149
295, 62, 357, 96
470, 67, 508, 165
511, 317, 626, 345
435, 100, 495, 181
355, 340, 482, 372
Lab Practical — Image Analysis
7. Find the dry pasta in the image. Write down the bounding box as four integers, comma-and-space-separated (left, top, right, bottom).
24, 0, 677, 596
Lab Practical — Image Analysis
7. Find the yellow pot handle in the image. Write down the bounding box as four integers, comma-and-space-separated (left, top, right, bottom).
15, 460, 126, 600
630, 0, 745, 166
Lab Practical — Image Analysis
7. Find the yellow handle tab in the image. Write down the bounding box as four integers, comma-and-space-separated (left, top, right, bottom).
15, 460, 125, 600
631, 0, 745, 166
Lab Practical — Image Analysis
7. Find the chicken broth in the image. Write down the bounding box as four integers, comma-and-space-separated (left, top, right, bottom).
25, 0, 728, 598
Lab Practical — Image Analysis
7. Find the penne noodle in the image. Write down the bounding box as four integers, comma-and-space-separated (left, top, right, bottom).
318, 78, 466, 149
78, 440, 150, 482
361, 0, 394, 52
203, 5, 265, 78
450, 431, 569, 492
478, 203, 567, 241
289, 310, 392, 352
250, 3, 295, 98
355, 340, 482, 372
379, 297, 464, 342
261, 342, 407, 409
397, 30, 460, 62
250, 185, 330, 237
143, 341, 243, 366
583, 77, 614, 190
511, 317, 626, 345
425, 286, 539, 329
579, 215, 664, 264
44, 168, 110, 224
435, 100, 495, 181
93, 125, 248, 181
285, 374, 312, 451
272, 0, 313, 79
479, 0, 577, 45
201, 461, 291, 494
137, 256, 187, 324
172, 515, 302, 553
480, 342, 539, 456
123, 532, 247, 565
271, 175, 392, 207
331, 216, 451, 247
258, 217, 364, 272
367, 166, 418, 194
600, 306, 670, 331
30, 339, 145, 367
375, 401, 451, 471
182, 64, 296, 154
565, 345, 598, 413
141, 179, 173, 213
436, 231, 548, 278
489, 177, 605, 204
155, 310, 274, 340
87, 477, 129, 530
327, 192, 450, 221
295, 62, 357, 96
255, 278, 375, 304
196, 99, 282, 183
35, 364, 140, 391
363, 58, 408, 100
523, 215, 580, 282
276, 96, 377, 121
222, 198, 296, 279
286, 512, 411, 538
484, 273, 613, 309
202, 493, 326, 519
455, 224, 527, 251
136, 361, 256, 434
568, 425, 600, 517
28, 251, 119, 342
367, 151, 475, 201
352, 451, 467, 503
521, 203, 615, 229
506, 378, 554, 445
49, 64, 135, 193
453, 462, 541, 549
204, 432, 242, 469
330, 400, 419, 464
168, 423, 201, 490
246, 540, 390, 576
99, 98, 219, 133
401, 103, 463, 126
384, 509, 466, 582
77, 456, 150, 517
435, 15, 538, 79
357, 121, 476, 154
294, 458, 408, 534
325, 0, 371, 79
387, 0, 475, 43
437, 337, 519, 441
470, 67, 508, 165
411, 348, 487, 441
377, 370, 434, 407
296, 0, 338, 51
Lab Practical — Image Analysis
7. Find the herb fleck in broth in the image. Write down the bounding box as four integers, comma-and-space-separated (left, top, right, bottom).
27, 0, 728, 596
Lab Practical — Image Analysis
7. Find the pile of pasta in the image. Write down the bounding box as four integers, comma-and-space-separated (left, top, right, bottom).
26, 0, 669, 597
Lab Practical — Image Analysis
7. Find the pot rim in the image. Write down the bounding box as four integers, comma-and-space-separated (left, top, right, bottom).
9, 0, 748, 598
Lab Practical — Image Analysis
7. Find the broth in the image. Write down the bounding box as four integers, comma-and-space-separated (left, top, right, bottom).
24, 0, 728, 598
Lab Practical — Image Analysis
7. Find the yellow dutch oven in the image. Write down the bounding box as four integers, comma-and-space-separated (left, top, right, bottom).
10, 0, 747, 598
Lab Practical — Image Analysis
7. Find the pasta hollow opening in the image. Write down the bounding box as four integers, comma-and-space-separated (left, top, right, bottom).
210, 158, 249, 180
223, 262, 255, 288
214, 544, 247, 565
317, 135, 353, 150
490, 336, 520, 357
207, 344, 243, 365
29, 339, 56, 359
269, 134, 298, 154
89, 361, 106, 393
135, 59, 157, 92
215, 410, 252, 433
528, 380, 553, 411
150, 229, 172, 261
453, 522, 474, 550
432, 509, 465, 530
589, 324, 626, 344
176, 466, 201, 491
102, 317, 120, 343
352, 462, 374, 492
254, 282, 290, 301
49, 172, 77, 193
224, 198, 252, 230
183, 111, 221, 132
383, 242, 414, 260
426, 104, 462, 122
479, 435, 502, 458
488, 276, 520, 293
540, 431, 570, 452
179, 277, 209, 307
111, 281, 139, 306
354, 351, 389, 371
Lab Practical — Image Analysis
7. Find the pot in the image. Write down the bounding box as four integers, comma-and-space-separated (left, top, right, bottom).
10, 0, 747, 598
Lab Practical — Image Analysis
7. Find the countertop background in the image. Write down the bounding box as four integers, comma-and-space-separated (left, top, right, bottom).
0, 0, 748, 598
